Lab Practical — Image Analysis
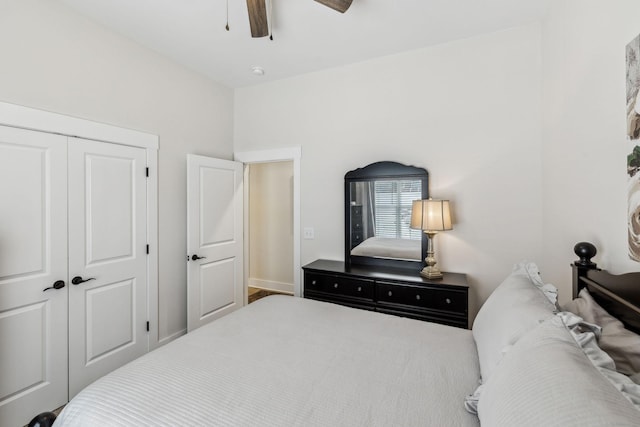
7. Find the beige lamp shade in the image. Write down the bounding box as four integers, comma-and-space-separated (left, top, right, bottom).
410, 199, 452, 232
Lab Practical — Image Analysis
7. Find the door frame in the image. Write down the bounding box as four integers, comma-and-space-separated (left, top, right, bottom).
0, 101, 160, 350
234, 147, 301, 299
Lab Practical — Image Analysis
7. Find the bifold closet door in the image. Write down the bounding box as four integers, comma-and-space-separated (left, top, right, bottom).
67, 138, 148, 397
0, 126, 68, 427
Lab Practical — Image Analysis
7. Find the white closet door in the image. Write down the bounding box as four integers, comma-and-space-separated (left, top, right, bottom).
187, 155, 244, 332
0, 126, 68, 427
68, 138, 148, 397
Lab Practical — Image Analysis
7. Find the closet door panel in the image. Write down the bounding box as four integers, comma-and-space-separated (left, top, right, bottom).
0, 126, 68, 427
84, 278, 135, 362
68, 138, 148, 398
85, 154, 135, 263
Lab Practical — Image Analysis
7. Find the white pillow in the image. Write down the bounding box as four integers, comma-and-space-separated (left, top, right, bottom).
563, 288, 640, 376
477, 314, 640, 426
518, 260, 559, 305
472, 262, 557, 382
560, 311, 640, 407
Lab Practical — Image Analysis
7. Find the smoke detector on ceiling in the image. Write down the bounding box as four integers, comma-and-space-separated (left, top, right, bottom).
251, 66, 265, 76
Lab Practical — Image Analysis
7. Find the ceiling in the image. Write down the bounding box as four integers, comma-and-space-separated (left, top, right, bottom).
58, 0, 550, 88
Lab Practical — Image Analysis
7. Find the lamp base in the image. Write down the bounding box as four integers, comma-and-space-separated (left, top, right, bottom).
419, 266, 443, 280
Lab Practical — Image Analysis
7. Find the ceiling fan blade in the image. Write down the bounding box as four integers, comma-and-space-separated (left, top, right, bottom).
314, 0, 353, 13
246, 0, 269, 38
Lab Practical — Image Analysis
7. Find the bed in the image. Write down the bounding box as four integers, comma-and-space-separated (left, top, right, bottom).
52, 296, 480, 426
37, 243, 640, 426
350, 236, 421, 260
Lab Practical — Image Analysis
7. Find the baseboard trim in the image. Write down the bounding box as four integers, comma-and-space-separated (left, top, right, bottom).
248, 278, 294, 294
158, 328, 187, 346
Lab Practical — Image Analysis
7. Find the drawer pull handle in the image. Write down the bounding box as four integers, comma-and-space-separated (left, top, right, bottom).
334, 283, 339, 289
416, 294, 421, 301
388, 291, 393, 297
357, 286, 362, 292
445, 298, 452, 304
312, 280, 317, 285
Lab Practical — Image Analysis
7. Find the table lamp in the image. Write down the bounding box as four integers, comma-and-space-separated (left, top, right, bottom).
410, 199, 452, 279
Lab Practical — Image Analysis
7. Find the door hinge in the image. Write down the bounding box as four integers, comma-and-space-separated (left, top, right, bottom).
146, 321, 150, 332
146, 167, 149, 177
146, 244, 149, 254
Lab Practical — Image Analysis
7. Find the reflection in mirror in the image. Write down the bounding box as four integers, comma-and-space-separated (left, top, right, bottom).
349, 179, 423, 261
345, 161, 428, 269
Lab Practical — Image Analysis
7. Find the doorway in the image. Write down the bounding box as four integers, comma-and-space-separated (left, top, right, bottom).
247, 161, 294, 300
234, 148, 301, 302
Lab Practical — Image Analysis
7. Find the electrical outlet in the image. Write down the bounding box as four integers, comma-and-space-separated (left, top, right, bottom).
303, 227, 315, 239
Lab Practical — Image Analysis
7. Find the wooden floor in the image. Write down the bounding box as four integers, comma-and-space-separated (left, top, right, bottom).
248, 286, 291, 304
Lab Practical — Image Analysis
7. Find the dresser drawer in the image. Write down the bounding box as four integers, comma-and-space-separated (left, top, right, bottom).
351, 232, 364, 246
376, 282, 467, 315
376, 307, 468, 328
304, 272, 374, 301
303, 260, 469, 329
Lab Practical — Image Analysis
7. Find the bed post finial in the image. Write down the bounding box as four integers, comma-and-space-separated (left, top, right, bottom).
574, 242, 597, 267
572, 242, 598, 298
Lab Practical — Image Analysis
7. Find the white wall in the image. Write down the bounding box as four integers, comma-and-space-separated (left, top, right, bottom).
13, 0, 631, 331
0, 0, 234, 341
249, 161, 294, 291
541, 0, 640, 304
235, 24, 544, 320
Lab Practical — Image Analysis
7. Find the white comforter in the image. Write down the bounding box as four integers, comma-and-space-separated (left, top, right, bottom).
55, 296, 480, 426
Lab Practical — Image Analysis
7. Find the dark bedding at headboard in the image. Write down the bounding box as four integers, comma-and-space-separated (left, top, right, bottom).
572, 242, 640, 334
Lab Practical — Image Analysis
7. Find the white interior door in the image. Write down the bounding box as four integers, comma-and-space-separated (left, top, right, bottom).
0, 126, 68, 427
187, 155, 243, 332
68, 138, 148, 397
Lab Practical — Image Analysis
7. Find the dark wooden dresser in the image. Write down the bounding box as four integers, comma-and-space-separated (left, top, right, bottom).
303, 259, 469, 329
350, 205, 364, 248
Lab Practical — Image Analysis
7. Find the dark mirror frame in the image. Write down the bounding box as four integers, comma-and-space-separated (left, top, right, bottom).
344, 161, 429, 270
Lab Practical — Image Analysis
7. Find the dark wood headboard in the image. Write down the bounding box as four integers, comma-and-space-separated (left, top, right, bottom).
572, 242, 640, 334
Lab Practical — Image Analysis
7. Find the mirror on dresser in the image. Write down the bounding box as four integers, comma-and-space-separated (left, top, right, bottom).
344, 161, 428, 270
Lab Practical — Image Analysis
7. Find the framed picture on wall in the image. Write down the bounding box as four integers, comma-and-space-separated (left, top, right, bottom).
628, 145, 640, 261
627, 34, 640, 140
627, 33, 640, 261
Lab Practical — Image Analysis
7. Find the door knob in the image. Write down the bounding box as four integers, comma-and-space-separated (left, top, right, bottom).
191, 254, 207, 261
72, 276, 95, 285
43, 280, 65, 292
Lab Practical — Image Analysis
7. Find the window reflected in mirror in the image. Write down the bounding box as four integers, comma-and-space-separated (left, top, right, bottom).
349, 179, 423, 261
